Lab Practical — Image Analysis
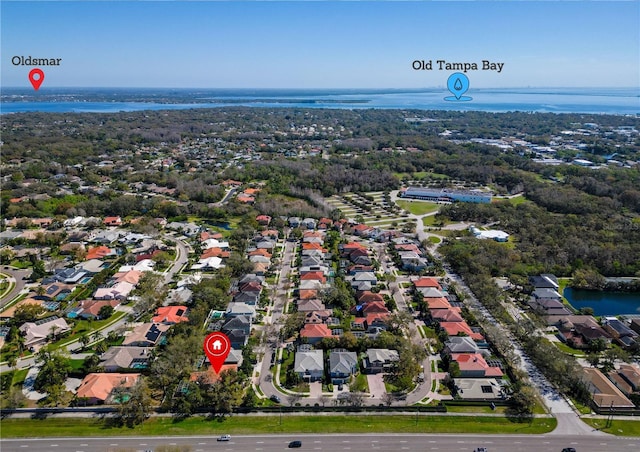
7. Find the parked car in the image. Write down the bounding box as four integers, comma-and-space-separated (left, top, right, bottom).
217, 435, 231, 442
288, 440, 302, 448
269, 394, 281, 403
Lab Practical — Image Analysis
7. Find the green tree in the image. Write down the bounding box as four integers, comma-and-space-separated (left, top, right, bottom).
34, 349, 72, 406
115, 379, 153, 427
98, 305, 115, 320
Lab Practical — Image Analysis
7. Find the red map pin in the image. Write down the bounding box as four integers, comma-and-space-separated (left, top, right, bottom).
29, 68, 45, 91
204, 332, 231, 373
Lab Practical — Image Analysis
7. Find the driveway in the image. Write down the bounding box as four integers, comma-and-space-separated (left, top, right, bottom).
309, 381, 322, 398
366, 373, 387, 399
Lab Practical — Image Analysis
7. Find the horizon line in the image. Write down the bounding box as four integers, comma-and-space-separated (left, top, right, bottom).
2, 86, 639, 91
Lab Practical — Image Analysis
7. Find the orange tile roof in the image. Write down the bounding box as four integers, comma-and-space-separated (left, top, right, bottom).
76, 373, 140, 401
248, 249, 272, 258
86, 246, 113, 260
113, 270, 143, 285
302, 243, 325, 251
440, 322, 484, 341
299, 289, 318, 300
200, 231, 223, 242
152, 306, 189, 324
426, 297, 452, 310
300, 272, 326, 282
201, 247, 230, 259
300, 323, 332, 339
237, 195, 255, 203
452, 353, 503, 377
414, 277, 441, 289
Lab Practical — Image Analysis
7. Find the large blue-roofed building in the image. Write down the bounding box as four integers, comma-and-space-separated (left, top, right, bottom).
400, 187, 492, 204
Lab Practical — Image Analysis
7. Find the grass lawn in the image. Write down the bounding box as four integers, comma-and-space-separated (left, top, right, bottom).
445, 405, 507, 414
428, 236, 441, 244
0, 415, 557, 438
396, 200, 440, 216
53, 312, 127, 349
570, 397, 592, 415
583, 418, 640, 436
422, 216, 448, 227
503, 194, 528, 206
552, 341, 586, 357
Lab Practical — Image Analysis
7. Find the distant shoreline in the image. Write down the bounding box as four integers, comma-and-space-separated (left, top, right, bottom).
1, 87, 638, 115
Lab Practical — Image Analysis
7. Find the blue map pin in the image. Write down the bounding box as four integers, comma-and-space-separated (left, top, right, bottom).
445, 72, 472, 101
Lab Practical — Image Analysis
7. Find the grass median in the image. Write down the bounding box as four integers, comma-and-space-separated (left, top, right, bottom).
1, 414, 556, 438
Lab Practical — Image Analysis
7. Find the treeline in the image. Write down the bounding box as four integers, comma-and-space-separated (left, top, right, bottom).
439, 199, 640, 277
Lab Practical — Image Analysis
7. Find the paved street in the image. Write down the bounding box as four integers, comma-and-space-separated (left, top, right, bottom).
2, 433, 639, 452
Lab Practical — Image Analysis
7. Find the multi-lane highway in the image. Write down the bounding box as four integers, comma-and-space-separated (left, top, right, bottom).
2, 433, 638, 452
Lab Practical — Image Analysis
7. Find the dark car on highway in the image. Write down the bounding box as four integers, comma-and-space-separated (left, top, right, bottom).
288, 440, 302, 448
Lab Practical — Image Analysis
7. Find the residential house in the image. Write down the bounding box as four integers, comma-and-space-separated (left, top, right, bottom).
297, 299, 326, 312
550, 315, 612, 349
94, 281, 134, 300
348, 272, 377, 290
294, 348, 324, 381
351, 223, 374, 237
356, 291, 384, 305
528, 297, 572, 316
153, 306, 189, 324
44, 266, 87, 285
299, 323, 332, 345
454, 378, 504, 401
414, 277, 442, 290
19, 316, 70, 348
608, 364, 640, 399
329, 350, 358, 384
440, 321, 484, 341
191, 256, 224, 270
529, 274, 560, 290
76, 299, 120, 320
226, 302, 256, 320
451, 353, 503, 378
430, 308, 464, 323
299, 289, 318, 300
288, 217, 301, 228
602, 317, 638, 348
233, 291, 259, 306
443, 336, 488, 356
100, 346, 151, 372
103, 216, 123, 227
300, 271, 326, 284
256, 214, 272, 226
581, 367, 636, 411
221, 315, 252, 349
399, 251, 429, 272
363, 348, 399, 374
76, 373, 140, 405
122, 323, 171, 347
532, 287, 562, 300
302, 218, 317, 229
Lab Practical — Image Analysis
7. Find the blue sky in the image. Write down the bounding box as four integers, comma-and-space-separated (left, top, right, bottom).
1, 1, 638, 88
